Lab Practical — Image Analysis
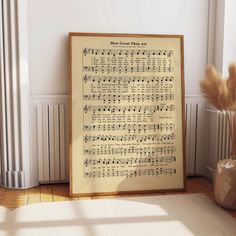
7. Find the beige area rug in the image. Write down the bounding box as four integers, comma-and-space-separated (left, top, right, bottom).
0, 193, 235, 236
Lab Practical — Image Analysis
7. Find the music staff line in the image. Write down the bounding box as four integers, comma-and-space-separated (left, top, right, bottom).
83, 104, 175, 114
82, 48, 173, 57
83, 65, 174, 74
83, 123, 175, 132
84, 156, 176, 167
83, 133, 175, 143
84, 146, 175, 156
83, 95, 174, 103
84, 168, 176, 178
83, 75, 174, 83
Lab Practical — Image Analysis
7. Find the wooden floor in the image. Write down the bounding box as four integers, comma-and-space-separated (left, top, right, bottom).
0, 177, 236, 218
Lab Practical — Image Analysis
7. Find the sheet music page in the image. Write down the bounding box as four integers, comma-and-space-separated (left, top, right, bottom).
70, 35, 184, 195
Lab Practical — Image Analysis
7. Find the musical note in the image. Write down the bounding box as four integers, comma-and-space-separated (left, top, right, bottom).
83, 95, 175, 103
84, 145, 175, 156
83, 65, 174, 74
83, 156, 176, 167
82, 48, 88, 56
83, 104, 175, 114
83, 123, 175, 132
84, 168, 176, 178
82, 48, 173, 57
83, 75, 174, 84
83, 134, 175, 143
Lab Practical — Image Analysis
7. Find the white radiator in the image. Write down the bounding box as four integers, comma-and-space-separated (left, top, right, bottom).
185, 97, 207, 175
206, 110, 231, 178
31, 95, 207, 184
30, 96, 69, 183
0, 0, 26, 188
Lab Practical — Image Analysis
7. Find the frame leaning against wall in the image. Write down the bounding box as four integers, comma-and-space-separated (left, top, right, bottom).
69, 32, 186, 197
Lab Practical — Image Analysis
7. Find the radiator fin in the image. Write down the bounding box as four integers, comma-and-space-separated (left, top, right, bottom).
217, 111, 231, 161
185, 99, 206, 175
36, 103, 68, 183
206, 110, 231, 179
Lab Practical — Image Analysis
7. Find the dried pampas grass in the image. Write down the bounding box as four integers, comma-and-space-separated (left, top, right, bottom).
200, 64, 236, 111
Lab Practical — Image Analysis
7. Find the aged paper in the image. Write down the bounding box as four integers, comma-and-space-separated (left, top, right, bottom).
70, 33, 185, 196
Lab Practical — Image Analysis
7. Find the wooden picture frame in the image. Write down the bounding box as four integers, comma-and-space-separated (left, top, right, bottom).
69, 32, 186, 197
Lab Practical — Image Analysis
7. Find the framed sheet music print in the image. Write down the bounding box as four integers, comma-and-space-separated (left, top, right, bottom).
69, 33, 186, 197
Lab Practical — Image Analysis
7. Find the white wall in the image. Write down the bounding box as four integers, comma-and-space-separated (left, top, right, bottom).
222, 0, 236, 76
213, 0, 236, 76
28, 0, 210, 96
214, 0, 225, 73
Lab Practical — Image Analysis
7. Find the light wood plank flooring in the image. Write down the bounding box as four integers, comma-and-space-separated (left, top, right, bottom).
0, 177, 235, 219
